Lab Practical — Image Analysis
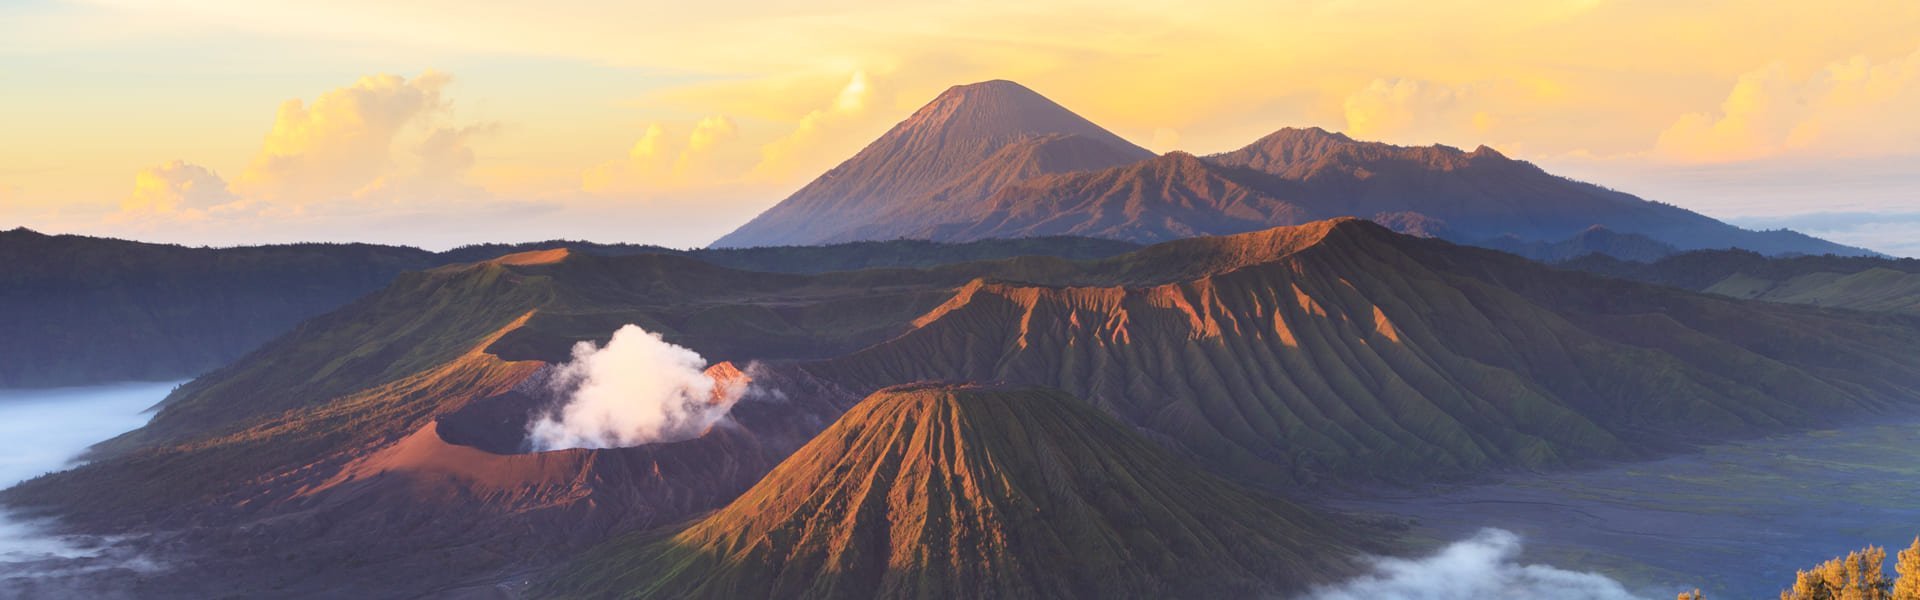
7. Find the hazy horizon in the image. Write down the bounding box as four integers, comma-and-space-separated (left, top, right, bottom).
3, 1, 1917, 255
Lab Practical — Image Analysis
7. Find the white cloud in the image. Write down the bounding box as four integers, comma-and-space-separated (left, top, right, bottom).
114, 160, 244, 223
526, 324, 745, 451
1305, 529, 1655, 600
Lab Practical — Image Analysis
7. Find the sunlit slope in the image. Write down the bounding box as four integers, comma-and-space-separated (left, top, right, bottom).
544, 384, 1365, 600
814, 219, 1920, 483
3, 250, 939, 527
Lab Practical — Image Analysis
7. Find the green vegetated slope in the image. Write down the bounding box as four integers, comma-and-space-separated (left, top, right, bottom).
1568, 249, 1920, 315
543, 384, 1367, 600
814, 219, 1920, 484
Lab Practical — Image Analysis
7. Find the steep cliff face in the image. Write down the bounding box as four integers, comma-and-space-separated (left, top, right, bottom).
711, 80, 1153, 248
544, 384, 1366, 600
813, 219, 1920, 483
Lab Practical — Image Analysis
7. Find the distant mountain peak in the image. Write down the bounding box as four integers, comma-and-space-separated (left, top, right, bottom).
1216, 127, 1524, 177
712, 80, 1151, 248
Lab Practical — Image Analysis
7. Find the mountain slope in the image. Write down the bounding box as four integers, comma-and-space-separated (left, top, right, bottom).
1477, 225, 1680, 263
543, 384, 1366, 600
1203, 128, 1866, 255
1566, 250, 1920, 314
907, 152, 1311, 243
812, 219, 1920, 483
10, 220, 1919, 597
712, 80, 1154, 247
709, 80, 1864, 256
0, 227, 438, 387
2, 229, 1136, 387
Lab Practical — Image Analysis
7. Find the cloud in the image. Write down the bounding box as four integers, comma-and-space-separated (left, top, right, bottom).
582, 116, 752, 195
525, 324, 746, 451
1657, 47, 1920, 162
114, 160, 243, 223
99, 71, 554, 244
1344, 78, 1477, 139
1304, 529, 1653, 600
234, 70, 459, 203
1729, 211, 1920, 258
751, 70, 877, 182
582, 70, 880, 199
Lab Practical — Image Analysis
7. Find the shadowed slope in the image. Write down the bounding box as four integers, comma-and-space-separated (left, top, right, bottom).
1567, 249, 1920, 315
1477, 225, 1679, 263
3, 228, 1140, 388
713, 80, 1152, 248
1205, 128, 1865, 255
912, 152, 1310, 244
813, 219, 1920, 484
544, 384, 1366, 600
0, 227, 438, 387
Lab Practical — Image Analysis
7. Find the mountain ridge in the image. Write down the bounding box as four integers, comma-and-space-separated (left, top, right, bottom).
712, 80, 1155, 247
543, 384, 1369, 599
709, 82, 1868, 257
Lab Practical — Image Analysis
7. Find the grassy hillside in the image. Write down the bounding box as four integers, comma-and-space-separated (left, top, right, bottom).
543, 385, 1370, 600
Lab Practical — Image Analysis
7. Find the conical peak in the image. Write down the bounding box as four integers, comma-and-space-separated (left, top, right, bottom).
932, 79, 1041, 102
895, 79, 1123, 144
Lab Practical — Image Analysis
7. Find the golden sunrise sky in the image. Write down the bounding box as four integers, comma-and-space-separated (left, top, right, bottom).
3, 0, 1917, 253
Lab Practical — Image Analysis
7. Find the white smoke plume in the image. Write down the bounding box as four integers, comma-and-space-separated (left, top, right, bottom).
525, 324, 745, 451
1303, 529, 1652, 600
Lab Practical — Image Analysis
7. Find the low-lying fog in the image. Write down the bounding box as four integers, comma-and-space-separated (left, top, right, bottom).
1336, 417, 1920, 598
5, 380, 1917, 598
0, 382, 175, 583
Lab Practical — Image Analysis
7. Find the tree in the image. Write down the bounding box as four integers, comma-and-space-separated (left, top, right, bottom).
1679, 589, 1703, 600
1781, 546, 1891, 600
1895, 538, 1920, 600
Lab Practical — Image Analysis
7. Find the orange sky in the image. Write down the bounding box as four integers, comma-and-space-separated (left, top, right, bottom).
2, 0, 1917, 253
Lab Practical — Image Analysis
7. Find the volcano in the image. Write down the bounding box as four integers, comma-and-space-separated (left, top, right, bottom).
10, 220, 1918, 597
711, 80, 1154, 248
543, 384, 1367, 600
711, 81, 1866, 257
